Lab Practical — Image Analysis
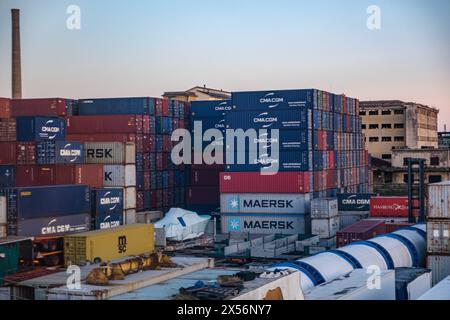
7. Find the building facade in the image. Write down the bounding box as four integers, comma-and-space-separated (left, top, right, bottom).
360, 101, 439, 161
163, 86, 231, 102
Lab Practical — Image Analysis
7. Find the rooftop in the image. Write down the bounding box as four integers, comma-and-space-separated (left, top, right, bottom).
360, 100, 439, 112
163, 86, 231, 100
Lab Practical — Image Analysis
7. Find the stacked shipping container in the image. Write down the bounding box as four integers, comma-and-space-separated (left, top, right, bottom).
219, 89, 371, 236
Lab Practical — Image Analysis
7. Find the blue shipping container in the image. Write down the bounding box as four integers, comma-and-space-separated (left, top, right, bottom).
95, 212, 124, 230
232, 89, 317, 111
16, 117, 65, 142
190, 100, 232, 118
37, 141, 84, 165
91, 188, 124, 216
1, 185, 91, 221
0, 166, 15, 188
337, 193, 372, 211
191, 117, 226, 131
79, 97, 154, 116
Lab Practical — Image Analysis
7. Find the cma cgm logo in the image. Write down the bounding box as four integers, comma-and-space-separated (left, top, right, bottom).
41, 120, 60, 140
260, 92, 284, 108
99, 215, 121, 230
215, 119, 226, 129
100, 192, 121, 211
41, 219, 71, 235
342, 195, 370, 209
60, 144, 82, 162
215, 101, 232, 112
253, 112, 278, 128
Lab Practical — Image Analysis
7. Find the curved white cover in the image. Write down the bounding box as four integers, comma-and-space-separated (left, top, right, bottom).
266, 266, 315, 292
370, 236, 412, 268
394, 229, 426, 265
299, 252, 354, 283
154, 208, 211, 241
339, 244, 388, 270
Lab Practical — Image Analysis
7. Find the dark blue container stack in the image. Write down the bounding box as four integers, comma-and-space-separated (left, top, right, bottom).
91, 188, 124, 230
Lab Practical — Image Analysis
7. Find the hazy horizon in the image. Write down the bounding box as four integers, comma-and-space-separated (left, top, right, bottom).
0, 0, 448, 130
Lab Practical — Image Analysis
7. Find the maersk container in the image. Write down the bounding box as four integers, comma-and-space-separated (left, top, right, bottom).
190, 100, 232, 118
220, 194, 311, 214
0, 166, 15, 188
16, 117, 65, 141
221, 214, 308, 235
94, 211, 124, 230
84, 142, 136, 165
1, 185, 91, 221
10, 213, 91, 237
103, 165, 136, 187
63, 224, 154, 266
428, 181, 450, 219
337, 193, 372, 212
79, 97, 153, 116
91, 188, 124, 216
226, 109, 311, 131
226, 150, 312, 172
311, 198, 338, 219
427, 220, 450, 254
312, 216, 340, 238
231, 89, 317, 111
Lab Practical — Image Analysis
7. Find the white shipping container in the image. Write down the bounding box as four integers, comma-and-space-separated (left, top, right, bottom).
124, 187, 137, 210
104, 165, 136, 187
312, 216, 340, 239
0, 287, 11, 301
0, 196, 6, 224
84, 142, 136, 165
427, 220, 450, 254
125, 209, 137, 225
428, 181, 450, 219
311, 198, 338, 219
427, 255, 450, 286
220, 194, 310, 214
418, 276, 450, 300
221, 214, 307, 235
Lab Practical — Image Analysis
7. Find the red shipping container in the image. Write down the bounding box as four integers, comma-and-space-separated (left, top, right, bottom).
186, 186, 220, 205
163, 135, 172, 151
16, 142, 36, 165
16, 165, 56, 187
385, 221, 414, 234
370, 197, 419, 218
328, 151, 334, 170
148, 191, 157, 209
11, 98, 69, 117
0, 98, 12, 118
0, 119, 16, 142
162, 99, 170, 117
137, 192, 145, 211
337, 219, 386, 248
55, 164, 103, 188
220, 172, 310, 194
0, 142, 17, 164
66, 115, 145, 134
66, 133, 137, 144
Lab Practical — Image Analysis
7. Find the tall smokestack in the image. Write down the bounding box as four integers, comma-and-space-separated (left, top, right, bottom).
11, 9, 22, 99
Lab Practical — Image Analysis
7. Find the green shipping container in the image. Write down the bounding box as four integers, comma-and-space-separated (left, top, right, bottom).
0, 243, 20, 286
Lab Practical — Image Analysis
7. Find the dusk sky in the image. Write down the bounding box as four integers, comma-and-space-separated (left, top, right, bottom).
0, 0, 448, 129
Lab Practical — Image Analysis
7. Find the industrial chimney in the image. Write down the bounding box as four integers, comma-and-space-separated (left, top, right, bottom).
11, 9, 22, 99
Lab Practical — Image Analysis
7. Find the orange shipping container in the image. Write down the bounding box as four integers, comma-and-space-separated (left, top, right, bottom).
0, 98, 12, 118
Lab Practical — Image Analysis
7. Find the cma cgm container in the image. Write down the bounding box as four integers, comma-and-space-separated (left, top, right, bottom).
220, 172, 310, 194
190, 100, 232, 118
63, 224, 155, 266
337, 193, 372, 212
11, 98, 74, 117
78, 97, 154, 116
370, 197, 419, 217
95, 212, 124, 230
428, 181, 450, 219
221, 214, 307, 235
226, 109, 311, 130
103, 165, 136, 187
16, 117, 65, 141
66, 115, 148, 134
91, 188, 124, 216
36, 141, 84, 165
220, 194, 310, 214
11, 213, 91, 238
231, 89, 317, 111
0, 166, 15, 188
84, 142, 136, 165
1, 185, 91, 221
228, 130, 312, 151
336, 219, 386, 248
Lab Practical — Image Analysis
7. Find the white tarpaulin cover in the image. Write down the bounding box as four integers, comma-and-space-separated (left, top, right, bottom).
154, 208, 211, 242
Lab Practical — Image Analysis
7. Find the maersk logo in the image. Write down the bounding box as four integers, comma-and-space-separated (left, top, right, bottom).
227, 197, 240, 211
244, 220, 294, 230
215, 102, 232, 112
228, 218, 241, 232
243, 199, 294, 209
99, 215, 121, 229
41, 219, 71, 235
260, 92, 284, 108
253, 112, 278, 128
60, 144, 82, 162
100, 192, 121, 211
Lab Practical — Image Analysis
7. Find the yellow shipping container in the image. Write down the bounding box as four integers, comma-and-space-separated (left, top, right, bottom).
64, 224, 154, 266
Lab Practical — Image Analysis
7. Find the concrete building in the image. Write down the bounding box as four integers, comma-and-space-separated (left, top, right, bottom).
360, 101, 439, 161
438, 132, 450, 148
163, 86, 231, 102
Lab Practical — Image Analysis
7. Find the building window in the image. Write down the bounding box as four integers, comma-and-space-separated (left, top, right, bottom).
403, 158, 410, 166
382, 110, 392, 115
429, 175, 442, 184
394, 123, 404, 129
430, 157, 440, 166
394, 136, 405, 142
382, 124, 392, 129
384, 172, 393, 183
360, 111, 367, 116
394, 110, 405, 115
369, 111, 379, 116
382, 137, 392, 142
369, 124, 379, 129
362, 124, 367, 130
382, 154, 392, 160
404, 174, 414, 183
369, 137, 379, 142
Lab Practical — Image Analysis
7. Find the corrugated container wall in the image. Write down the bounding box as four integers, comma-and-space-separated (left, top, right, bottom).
103, 165, 136, 187
428, 181, 450, 219
84, 142, 135, 165
427, 255, 450, 286
220, 194, 310, 214
311, 198, 338, 219
221, 214, 308, 235
427, 220, 450, 254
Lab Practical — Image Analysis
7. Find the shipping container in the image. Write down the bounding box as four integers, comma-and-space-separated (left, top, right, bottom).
220, 172, 310, 194
124, 187, 137, 210
0, 196, 6, 224
186, 186, 220, 205
84, 142, 135, 165
190, 100, 231, 118
1, 185, 91, 221
94, 212, 124, 230
11, 213, 91, 237
338, 212, 369, 229
15, 165, 56, 187
55, 164, 104, 188
419, 275, 450, 300
91, 188, 124, 216
0, 166, 15, 188
64, 224, 154, 266
220, 193, 310, 214
370, 197, 419, 218
11, 98, 73, 117
428, 181, 450, 219
16, 142, 36, 165
125, 209, 137, 225
66, 115, 148, 134
427, 255, 450, 286
311, 198, 338, 219
336, 219, 386, 248
103, 165, 136, 187
16, 117, 65, 141
221, 214, 307, 235
78, 97, 154, 116
427, 220, 450, 254
55, 141, 84, 164
311, 216, 340, 238
337, 193, 372, 212
0, 119, 16, 141
0, 142, 17, 165
0, 98, 11, 118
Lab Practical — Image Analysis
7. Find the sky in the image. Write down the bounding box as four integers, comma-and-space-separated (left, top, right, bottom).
0, 0, 449, 130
